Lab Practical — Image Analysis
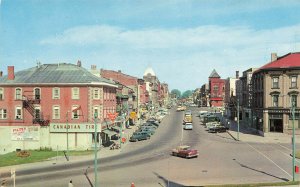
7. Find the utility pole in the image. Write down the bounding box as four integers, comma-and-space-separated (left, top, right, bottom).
94, 112, 98, 187
66, 112, 69, 161
237, 98, 240, 141
292, 101, 296, 181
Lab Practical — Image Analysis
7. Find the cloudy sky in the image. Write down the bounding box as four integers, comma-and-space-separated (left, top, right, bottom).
1, 0, 300, 91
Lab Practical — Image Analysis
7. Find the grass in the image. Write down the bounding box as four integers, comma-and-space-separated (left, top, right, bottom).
0, 150, 94, 167
205, 181, 300, 187
296, 150, 300, 159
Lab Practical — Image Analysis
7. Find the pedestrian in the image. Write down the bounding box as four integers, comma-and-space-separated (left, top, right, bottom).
68, 180, 74, 187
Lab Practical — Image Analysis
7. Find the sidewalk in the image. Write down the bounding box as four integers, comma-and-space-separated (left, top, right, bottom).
221, 115, 300, 144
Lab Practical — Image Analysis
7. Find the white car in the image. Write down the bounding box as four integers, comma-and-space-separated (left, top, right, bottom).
184, 123, 193, 130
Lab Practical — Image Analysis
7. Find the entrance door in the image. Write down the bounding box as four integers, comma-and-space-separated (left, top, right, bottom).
270, 119, 283, 132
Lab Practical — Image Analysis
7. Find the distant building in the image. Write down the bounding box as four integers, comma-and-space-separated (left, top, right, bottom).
0, 62, 118, 154
143, 67, 159, 108
224, 74, 239, 119
252, 52, 300, 134
208, 69, 225, 107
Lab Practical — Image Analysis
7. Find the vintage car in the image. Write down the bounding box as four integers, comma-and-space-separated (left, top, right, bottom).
184, 123, 193, 130
129, 132, 150, 142
208, 125, 229, 133
171, 145, 198, 158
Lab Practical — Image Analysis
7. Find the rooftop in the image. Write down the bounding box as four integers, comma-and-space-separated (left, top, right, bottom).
0, 63, 116, 86
259, 52, 300, 70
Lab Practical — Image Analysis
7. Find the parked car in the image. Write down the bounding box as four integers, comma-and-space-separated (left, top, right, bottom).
208, 125, 229, 133
129, 132, 150, 142
184, 123, 193, 130
171, 145, 198, 158
141, 123, 158, 129
137, 128, 155, 135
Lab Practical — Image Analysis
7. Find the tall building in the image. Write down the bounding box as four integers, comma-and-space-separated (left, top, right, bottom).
143, 67, 159, 109
252, 52, 300, 134
0, 62, 118, 154
208, 69, 225, 107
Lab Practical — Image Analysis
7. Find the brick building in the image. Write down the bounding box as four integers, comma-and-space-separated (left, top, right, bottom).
0, 62, 118, 154
208, 69, 225, 107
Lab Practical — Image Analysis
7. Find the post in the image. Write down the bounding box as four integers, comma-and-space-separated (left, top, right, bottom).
237, 98, 240, 141
66, 112, 69, 161
120, 121, 123, 149
94, 112, 98, 187
292, 101, 296, 181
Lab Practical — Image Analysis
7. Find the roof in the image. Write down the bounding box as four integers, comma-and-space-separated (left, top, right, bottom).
0, 63, 117, 87
144, 67, 156, 76
209, 69, 220, 78
259, 53, 300, 71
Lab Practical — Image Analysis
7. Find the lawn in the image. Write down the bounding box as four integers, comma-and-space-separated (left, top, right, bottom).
296, 150, 300, 159
0, 150, 94, 167
205, 181, 299, 187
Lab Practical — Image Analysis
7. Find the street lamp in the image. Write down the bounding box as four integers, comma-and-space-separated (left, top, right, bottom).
291, 101, 296, 182
237, 98, 240, 141
66, 111, 70, 161
94, 112, 98, 187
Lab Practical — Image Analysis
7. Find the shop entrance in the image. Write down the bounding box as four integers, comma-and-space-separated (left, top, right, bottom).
269, 119, 283, 132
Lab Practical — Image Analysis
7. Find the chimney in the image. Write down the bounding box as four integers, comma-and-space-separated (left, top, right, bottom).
77, 60, 82, 67
271, 53, 277, 62
118, 70, 121, 73
8, 66, 15, 80
236, 71, 239, 79
0, 71, 3, 77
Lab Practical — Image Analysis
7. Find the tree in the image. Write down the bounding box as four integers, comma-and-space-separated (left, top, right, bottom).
171, 89, 181, 98
181, 90, 193, 99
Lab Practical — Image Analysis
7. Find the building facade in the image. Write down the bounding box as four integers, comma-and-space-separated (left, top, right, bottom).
208, 69, 225, 107
252, 53, 300, 134
0, 63, 118, 154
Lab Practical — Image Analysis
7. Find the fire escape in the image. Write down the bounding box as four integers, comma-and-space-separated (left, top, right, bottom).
22, 93, 50, 126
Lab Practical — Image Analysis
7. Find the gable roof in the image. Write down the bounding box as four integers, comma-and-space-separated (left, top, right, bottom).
0, 63, 117, 87
209, 69, 220, 78
259, 52, 300, 70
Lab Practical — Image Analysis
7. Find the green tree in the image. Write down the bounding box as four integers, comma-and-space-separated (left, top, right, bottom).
181, 90, 193, 99
171, 89, 181, 98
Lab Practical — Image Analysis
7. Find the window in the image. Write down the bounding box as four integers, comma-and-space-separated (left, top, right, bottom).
0, 109, 7, 119
213, 85, 219, 91
34, 88, 41, 100
0, 88, 4, 100
290, 95, 297, 107
15, 88, 22, 100
272, 95, 279, 107
291, 76, 297, 88
93, 88, 100, 100
53, 105, 60, 119
72, 87, 80, 99
72, 105, 80, 119
52, 87, 60, 99
272, 77, 279, 88
15, 106, 22, 120
34, 107, 41, 120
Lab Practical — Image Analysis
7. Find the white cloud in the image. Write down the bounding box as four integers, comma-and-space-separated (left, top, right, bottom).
40, 24, 300, 91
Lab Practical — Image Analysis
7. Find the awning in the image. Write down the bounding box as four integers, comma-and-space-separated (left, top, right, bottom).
102, 129, 117, 136
111, 126, 122, 131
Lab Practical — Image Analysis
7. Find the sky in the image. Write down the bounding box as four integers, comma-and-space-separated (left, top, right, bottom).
1, 0, 300, 92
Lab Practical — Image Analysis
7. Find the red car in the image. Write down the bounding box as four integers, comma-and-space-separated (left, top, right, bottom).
171, 145, 198, 158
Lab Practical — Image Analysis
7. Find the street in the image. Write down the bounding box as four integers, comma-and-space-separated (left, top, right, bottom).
1, 107, 299, 187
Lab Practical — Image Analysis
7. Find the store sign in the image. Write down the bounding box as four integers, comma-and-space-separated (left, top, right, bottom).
50, 123, 101, 133
11, 127, 39, 141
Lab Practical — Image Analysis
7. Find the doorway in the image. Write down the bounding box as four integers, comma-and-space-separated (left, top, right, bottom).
269, 119, 283, 132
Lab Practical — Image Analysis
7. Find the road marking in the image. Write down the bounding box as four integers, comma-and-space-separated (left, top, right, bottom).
245, 142, 292, 179
276, 143, 291, 151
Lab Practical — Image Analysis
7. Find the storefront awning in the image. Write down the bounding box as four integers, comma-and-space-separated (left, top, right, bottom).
111, 126, 122, 131
102, 129, 117, 136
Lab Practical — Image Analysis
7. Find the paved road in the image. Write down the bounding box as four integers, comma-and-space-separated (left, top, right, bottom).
1, 107, 299, 187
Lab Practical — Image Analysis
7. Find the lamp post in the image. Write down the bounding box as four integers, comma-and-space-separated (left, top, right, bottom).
66, 111, 69, 161
291, 101, 296, 182
237, 98, 240, 141
94, 112, 98, 187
